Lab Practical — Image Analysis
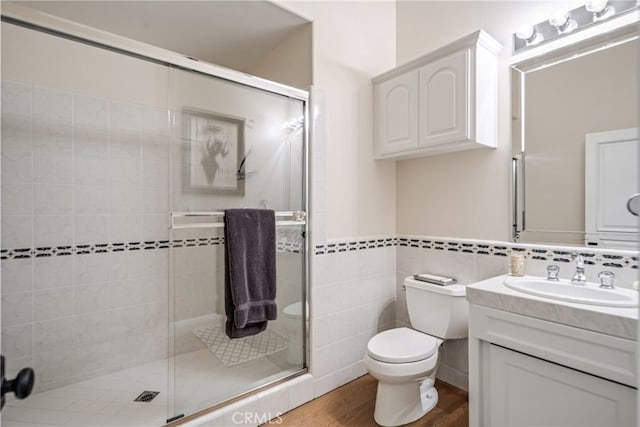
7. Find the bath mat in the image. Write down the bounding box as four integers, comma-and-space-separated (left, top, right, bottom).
193, 325, 287, 366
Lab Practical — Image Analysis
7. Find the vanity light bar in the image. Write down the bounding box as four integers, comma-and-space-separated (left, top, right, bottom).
513, 0, 638, 53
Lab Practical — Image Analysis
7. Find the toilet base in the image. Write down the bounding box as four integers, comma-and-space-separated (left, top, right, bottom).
373, 379, 439, 427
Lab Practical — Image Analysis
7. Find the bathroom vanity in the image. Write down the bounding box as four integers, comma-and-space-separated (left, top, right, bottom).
466, 275, 638, 426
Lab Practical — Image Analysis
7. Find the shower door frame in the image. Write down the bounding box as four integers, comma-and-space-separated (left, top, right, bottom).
1, 2, 310, 424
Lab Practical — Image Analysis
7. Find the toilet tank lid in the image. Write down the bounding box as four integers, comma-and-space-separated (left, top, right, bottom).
404, 277, 466, 296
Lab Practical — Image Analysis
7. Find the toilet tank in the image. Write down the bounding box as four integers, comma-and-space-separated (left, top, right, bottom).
404, 276, 468, 339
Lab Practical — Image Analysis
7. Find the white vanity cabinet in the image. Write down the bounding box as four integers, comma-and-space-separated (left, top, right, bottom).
373, 30, 501, 160
468, 303, 637, 426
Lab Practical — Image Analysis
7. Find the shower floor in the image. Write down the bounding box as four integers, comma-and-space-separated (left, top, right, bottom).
2, 348, 285, 427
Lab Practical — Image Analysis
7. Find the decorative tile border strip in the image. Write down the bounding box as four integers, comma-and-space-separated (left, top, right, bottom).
1, 238, 302, 260
314, 235, 638, 270
313, 237, 397, 255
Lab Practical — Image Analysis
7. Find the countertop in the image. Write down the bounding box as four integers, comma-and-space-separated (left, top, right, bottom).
466, 275, 638, 340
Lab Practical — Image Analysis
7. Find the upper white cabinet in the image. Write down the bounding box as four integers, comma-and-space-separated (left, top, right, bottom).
373, 30, 501, 160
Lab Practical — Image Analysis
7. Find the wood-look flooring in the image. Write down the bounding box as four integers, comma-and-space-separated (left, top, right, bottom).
276, 375, 468, 427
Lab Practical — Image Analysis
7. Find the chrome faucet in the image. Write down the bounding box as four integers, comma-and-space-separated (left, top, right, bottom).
571, 253, 586, 285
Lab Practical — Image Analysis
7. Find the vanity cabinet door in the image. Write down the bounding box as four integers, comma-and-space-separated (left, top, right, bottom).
487, 344, 636, 427
418, 49, 470, 148
373, 70, 419, 157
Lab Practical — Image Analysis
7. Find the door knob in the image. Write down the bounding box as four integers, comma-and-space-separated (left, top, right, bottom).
1, 356, 35, 409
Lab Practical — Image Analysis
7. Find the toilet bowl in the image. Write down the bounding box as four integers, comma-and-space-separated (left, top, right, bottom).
365, 277, 468, 426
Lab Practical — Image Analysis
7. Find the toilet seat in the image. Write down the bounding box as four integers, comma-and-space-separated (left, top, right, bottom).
367, 327, 438, 363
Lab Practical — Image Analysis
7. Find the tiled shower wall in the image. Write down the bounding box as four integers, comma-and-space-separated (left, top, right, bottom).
1, 80, 172, 392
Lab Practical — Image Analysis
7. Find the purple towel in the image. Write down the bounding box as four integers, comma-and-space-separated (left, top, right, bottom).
224, 209, 277, 338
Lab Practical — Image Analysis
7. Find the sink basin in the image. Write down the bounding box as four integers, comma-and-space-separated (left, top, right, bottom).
504, 277, 639, 308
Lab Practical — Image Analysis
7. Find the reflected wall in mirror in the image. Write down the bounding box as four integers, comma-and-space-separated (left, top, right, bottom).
512, 28, 638, 249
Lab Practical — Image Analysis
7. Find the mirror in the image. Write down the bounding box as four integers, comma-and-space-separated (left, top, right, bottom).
512, 24, 638, 249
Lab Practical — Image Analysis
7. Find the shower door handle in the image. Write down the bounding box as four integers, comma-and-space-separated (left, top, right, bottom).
1, 355, 35, 410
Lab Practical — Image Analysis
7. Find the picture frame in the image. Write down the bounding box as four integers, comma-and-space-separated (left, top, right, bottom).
182, 108, 245, 195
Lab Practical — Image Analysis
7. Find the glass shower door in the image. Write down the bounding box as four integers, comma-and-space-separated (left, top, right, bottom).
168, 67, 307, 420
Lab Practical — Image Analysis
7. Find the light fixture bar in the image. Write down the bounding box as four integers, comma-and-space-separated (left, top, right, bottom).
513, 0, 638, 53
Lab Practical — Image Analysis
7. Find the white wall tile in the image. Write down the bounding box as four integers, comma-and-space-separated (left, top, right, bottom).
32, 347, 74, 387
1, 259, 33, 294
110, 307, 143, 337
33, 125, 72, 184
2, 323, 33, 359
73, 95, 108, 129
75, 151, 110, 187
75, 311, 111, 346
110, 156, 141, 186
141, 107, 170, 136
75, 215, 110, 245
142, 159, 169, 189
33, 287, 73, 321
143, 302, 168, 330
2, 81, 32, 118
109, 101, 141, 133
420, 249, 476, 285
75, 283, 110, 315
34, 184, 73, 216
110, 251, 142, 281
2, 292, 33, 327
74, 185, 110, 216
1, 215, 32, 248
313, 338, 358, 379
34, 215, 73, 247
142, 250, 169, 278
33, 317, 74, 354
142, 275, 169, 304
2, 184, 33, 215
34, 256, 73, 290
110, 185, 142, 215
32, 86, 72, 125
314, 308, 359, 348
2, 147, 33, 184
142, 188, 169, 214
142, 214, 170, 241
110, 279, 145, 309
74, 253, 110, 285
110, 215, 142, 243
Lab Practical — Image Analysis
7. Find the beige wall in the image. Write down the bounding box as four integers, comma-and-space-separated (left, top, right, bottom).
524, 40, 637, 242
281, 1, 397, 240
250, 23, 313, 90
395, 1, 579, 240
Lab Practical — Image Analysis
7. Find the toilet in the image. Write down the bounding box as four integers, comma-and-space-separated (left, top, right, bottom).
283, 301, 307, 364
364, 276, 468, 426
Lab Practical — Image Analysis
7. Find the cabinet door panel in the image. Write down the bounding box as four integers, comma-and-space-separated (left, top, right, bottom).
419, 49, 469, 147
374, 71, 418, 156
488, 344, 636, 427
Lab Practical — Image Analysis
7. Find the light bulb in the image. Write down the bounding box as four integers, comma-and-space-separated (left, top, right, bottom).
549, 9, 577, 34
586, 0, 614, 20
586, 0, 608, 13
515, 24, 543, 46
515, 25, 535, 41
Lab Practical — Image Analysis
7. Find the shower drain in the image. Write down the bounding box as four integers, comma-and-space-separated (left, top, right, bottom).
134, 391, 160, 403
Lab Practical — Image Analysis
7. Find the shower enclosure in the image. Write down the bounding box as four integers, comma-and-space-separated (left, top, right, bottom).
0, 7, 307, 426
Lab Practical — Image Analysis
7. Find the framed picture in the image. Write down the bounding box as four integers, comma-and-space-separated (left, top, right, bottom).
182, 108, 245, 195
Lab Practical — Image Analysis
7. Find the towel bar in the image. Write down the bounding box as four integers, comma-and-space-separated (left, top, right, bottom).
169, 211, 306, 230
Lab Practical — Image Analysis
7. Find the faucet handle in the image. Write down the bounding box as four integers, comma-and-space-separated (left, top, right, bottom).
572, 252, 585, 267
598, 271, 615, 289
546, 265, 560, 281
